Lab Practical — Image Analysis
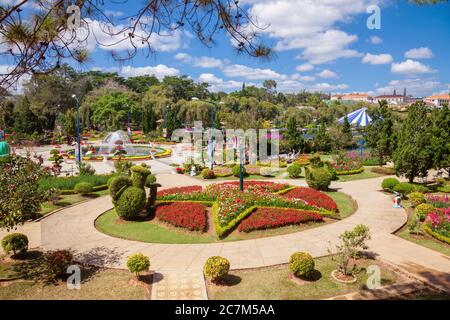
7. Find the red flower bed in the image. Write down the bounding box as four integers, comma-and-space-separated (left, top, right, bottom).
156, 202, 207, 232
219, 181, 289, 193
282, 187, 338, 212
157, 186, 203, 197
238, 207, 323, 232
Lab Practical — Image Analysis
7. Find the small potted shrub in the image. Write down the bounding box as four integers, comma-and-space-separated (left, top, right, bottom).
289, 252, 315, 280
127, 253, 150, 279
1, 233, 28, 258
74, 182, 94, 196
203, 256, 230, 284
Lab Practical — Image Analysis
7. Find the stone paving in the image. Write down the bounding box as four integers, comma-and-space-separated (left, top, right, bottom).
1, 173, 450, 297
151, 271, 208, 300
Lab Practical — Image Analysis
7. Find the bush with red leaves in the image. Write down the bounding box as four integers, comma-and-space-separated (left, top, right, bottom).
156, 202, 207, 232
282, 187, 338, 212
238, 207, 323, 232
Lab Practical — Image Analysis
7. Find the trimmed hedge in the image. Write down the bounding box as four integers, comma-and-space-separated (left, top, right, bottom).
372, 166, 395, 175
423, 224, 450, 245
335, 167, 364, 176
109, 176, 132, 201
381, 178, 400, 191
203, 256, 230, 282
127, 253, 150, 277
287, 164, 302, 178
213, 203, 257, 238
74, 182, 94, 195
232, 165, 246, 177
305, 167, 332, 191
201, 168, 216, 179
393, 182, 430, 195
39, 174, 114, 191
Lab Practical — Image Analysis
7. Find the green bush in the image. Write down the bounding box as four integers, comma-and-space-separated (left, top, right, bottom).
109, 176, 132, 201
289, 252, 315, 279
232, 165, 246, 177
324, 161, 337, 180
39, 174, 114, 191
260, 167, 275, 177
279, 161, 287, 168
415, 203, 435, 221
116, 187, 147, 220
44, 250, 73, 283
203, 256, 230, 283
287, 164, 302, 178
114, 160, 133, 175
371, 166, 395, 175
201, 168, 216, 179
381, 178, 400, 191
78, 162, 96, 176
393, 182, 430, 196
126, 253, 150, 278
130, 165, 151, 188
1, 233, 28, 257
408, 192, 426, 207
145, 174, 157, 187
74, 182, 93, 195
305, 167, 332, 191
309, 154, 323, 168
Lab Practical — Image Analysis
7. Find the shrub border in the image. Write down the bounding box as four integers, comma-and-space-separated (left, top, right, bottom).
423, 224, 450, 245
336, 167, 364, 176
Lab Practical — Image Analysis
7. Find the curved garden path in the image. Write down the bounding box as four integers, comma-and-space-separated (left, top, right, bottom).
33, 174, 450, 292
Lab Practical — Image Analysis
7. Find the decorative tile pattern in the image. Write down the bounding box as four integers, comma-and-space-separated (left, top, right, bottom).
151, 271, 208, 300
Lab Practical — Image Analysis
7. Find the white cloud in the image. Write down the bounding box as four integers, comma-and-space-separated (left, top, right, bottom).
193, 57, 223, 68
174, 53, 192, 61
362, 53, 393, 65
316, 69, 338, 79
405, 47, 433, 59
198, 73, 245, 92
120, 65, 180, 79
0, 64, 30, 94
247, 0, 376, 64
291, 73, 315, 82
222, 64, 286, 80
391, 59, 435, 75
375, 78, 445, 97
369, 36, 383, 45
296, 64, 314, 72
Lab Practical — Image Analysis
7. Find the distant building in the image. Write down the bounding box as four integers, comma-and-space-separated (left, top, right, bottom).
341, 93, 373, 103
330, 94, 342, 101
374, 89, 407, 105
424, 94, 450, 107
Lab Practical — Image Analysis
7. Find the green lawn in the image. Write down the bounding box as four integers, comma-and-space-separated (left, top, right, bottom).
396, 207, 450, 257
95, 190, 356, 244
336, 167, 383, 182
207, 256, 398, 300
0, 254, 150, 300
40, 190, 109, 216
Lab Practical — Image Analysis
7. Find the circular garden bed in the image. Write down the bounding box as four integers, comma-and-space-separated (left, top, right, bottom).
96, 181, 356, 244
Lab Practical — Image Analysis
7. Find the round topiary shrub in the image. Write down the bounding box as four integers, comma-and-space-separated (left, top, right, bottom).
324, 161, 337, 180
130, 165, 151, 188
232, 165, 246, 177
260, 167, 275, 177
201, 168, 216, 179
287, 164, 302, 178
381, 177, 400, 191
305, 167, 332, 191
109, 176, 132, 201
309, 154, 323, 168
408, 192, 426, 207
1, 233, 28, 257
116, 186, 147, 220
127, 253, 150, 278
393, 182, 416, 196
145, 174, 157, 187
203, 256, 230, 283
74, 182, 94, 195
289, 252, 315, 279
415, 203, 435, 221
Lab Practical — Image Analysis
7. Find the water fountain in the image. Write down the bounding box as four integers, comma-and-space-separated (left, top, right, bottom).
98, 130, 141, 156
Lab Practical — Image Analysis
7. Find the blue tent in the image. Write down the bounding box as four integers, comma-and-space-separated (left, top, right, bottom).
339, 107, 372, 127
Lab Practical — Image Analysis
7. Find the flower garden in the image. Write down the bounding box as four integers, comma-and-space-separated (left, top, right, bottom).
96, 180, 353, 243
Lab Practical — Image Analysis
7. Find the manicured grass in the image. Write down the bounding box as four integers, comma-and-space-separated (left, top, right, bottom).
95, 190, 356, 244
207, 256, 398, 300
336, 167, 383, 182
40, 190, 109, 216
396, 208, 450, 257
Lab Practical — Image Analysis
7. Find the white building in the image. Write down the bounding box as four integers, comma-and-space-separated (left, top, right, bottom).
424, 94, 450, 107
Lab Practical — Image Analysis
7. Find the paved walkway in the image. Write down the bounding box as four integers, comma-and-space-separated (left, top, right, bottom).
2, 174, 450, 294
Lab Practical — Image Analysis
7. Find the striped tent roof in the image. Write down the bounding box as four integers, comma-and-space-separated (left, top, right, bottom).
339, 107, 372, 127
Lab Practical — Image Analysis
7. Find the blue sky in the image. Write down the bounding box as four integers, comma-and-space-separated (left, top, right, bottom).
2, 0, 450, 96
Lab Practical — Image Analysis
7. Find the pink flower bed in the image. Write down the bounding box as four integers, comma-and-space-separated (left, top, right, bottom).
157, 186, 203, 197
